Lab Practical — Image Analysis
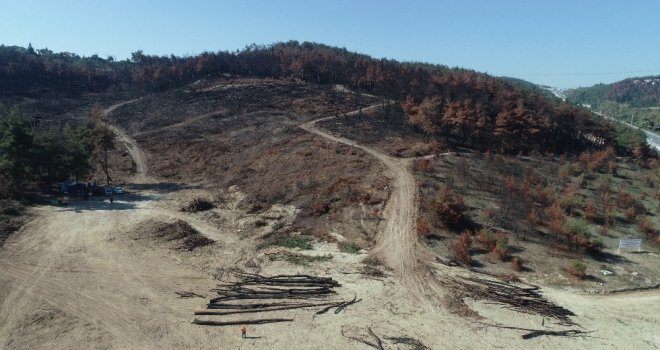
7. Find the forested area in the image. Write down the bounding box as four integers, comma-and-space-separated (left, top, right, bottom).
0, 104, 113, 198
0, 41, 619, 155
567, 76, 660, 108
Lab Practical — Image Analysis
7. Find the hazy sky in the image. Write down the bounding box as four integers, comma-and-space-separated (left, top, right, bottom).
1, 0, 659, 88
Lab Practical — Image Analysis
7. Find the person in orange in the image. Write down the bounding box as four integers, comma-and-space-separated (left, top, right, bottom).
240, 324, 247, 338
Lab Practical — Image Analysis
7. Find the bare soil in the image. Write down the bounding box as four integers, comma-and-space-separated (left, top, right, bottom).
1, 79, 658, 349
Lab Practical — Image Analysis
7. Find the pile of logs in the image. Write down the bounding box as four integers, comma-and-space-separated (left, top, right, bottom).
193, 272, 360, 326
451, 276, 576, 326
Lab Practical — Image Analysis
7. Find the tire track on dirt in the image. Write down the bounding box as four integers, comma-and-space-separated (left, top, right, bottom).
103, 100, 149, 183
300, 105, 442, 302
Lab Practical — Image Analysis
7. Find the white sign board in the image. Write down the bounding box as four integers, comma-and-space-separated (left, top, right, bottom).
618, 239, 642, 253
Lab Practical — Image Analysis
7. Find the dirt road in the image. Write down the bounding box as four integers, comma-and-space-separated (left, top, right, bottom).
103, 100, 149, 183
301, 106, 440, 302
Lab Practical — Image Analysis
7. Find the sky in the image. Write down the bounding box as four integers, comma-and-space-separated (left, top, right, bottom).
1, 0, 659, 88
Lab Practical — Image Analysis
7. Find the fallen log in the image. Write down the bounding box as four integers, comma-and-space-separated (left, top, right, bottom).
196, 302, 338, 316
206, 302, 303, 309
316, 295, 362, 315
193, 318, 293, 326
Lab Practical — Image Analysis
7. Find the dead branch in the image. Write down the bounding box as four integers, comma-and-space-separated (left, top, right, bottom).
385, 336, 430, 350
193, 318, 293, 326
175, 291, 205, 298
341, 327, 384, 350
484, 324, 596, 340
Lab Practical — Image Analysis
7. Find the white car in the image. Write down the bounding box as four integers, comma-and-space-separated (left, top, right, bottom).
114, 185, 124, 194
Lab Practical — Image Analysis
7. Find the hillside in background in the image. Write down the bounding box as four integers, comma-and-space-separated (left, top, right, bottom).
1, 41, 618, 156
566, 76, 660, 132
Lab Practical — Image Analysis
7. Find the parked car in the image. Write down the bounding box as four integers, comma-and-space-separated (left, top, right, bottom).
114, 185, 124, 194
104, 187, 113, 196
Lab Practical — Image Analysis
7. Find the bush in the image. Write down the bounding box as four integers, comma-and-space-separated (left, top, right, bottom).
435, 186, 468, 230
545, 202, 566, 235
493, 231, 509, 261
274, 235, 313, 250
453, 230, 472, 265
568, 260, 587, 279
416, 218, 431, 238
583, 200, 598, 222
526, 207, 541, 226
181, 198, 215, 212
475, 228, 495, 251
638, 216, 656, 238
588, 237, 605, 254
415, 158, 433, 172
624, 207, 638, 221
341, 242, 361, 254
565, 218, 589, 237
511, 256, 523, 272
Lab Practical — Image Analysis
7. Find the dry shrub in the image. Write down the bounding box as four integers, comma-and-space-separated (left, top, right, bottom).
141, 220, 214, 251
475, 228, 495, 250
616, 190, 639, 210
638, 216, 656, 238
526, 207, 541, 226
511, 256, 523, 272
579, 147, 616, 173
435, 186, 468, 230
416, 218, 431, 238
533, 185, 552, 206
607, 160, 617, 175
453, 230, 472, 265
583, 200, 598, 222
415, 158, 433, 173
568, 260, 586, 279
492, 231, 509, 261
624, 207, 638, 221
309, 201, 330, 216
545, 202, 566, 235
181, 198, 215, 212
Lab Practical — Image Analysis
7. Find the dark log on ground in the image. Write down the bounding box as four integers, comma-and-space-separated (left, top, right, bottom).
232, 272, 337, 283
210, 293, 332, 303
206, 302, 304, 309
196, 302, 338, 315
175, 291, 205, 298
215, 286, 336, 295
193, 318, 293, 326
486, 324, 595, 340
522, 329, 596, 339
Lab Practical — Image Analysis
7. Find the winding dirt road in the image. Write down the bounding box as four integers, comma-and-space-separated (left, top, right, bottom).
301, 106, 440, 301
103, 100, 149, 183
